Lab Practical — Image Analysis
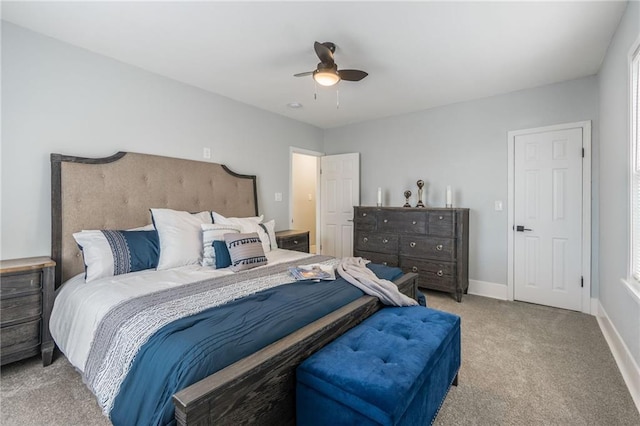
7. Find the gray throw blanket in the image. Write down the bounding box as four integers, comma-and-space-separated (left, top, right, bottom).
337, 257, 418, 306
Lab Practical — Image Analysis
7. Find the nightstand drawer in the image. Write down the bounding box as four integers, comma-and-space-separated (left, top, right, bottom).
1, 293, 42, 326
276, 230, 310, 253
1, 256, 55, 366
0, 272, 42, 298
0, 318, 41, 358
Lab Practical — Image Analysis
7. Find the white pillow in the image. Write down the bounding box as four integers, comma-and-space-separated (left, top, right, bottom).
259, 220, 278, 250
211, 212, 271, 252
151, 209, 213, 270
211, 211, 263, 233
201, 223, 241, 267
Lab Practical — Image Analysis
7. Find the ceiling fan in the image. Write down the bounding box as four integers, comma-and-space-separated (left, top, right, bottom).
294, 41, 368, 87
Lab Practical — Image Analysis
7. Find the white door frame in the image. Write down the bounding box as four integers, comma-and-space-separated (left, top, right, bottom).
507, 121, 592, 314
289, 146, 323, 253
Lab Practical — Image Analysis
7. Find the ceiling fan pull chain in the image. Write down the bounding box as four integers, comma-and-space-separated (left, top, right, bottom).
314, 81, 318, 100
336, 89, 340, 109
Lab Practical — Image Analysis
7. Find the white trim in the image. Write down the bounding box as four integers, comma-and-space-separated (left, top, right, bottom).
507, 121, 592, 314
597, 301, 640, 412
289, 147, 323, 254
628, 36, 640, 288
468, 280, 508, 300
622, 278, 640, 304
590, 297, 599, 316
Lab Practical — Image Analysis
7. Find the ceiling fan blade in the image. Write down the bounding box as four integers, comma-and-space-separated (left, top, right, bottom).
338, 69, 368, 81
314, 41, 334, 65
294, 71, 315, 77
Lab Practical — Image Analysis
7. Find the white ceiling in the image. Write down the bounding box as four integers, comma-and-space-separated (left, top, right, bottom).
1, 1, 627, 129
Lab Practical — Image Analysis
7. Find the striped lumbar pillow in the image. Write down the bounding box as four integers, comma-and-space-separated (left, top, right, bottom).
225, 232, 267, 272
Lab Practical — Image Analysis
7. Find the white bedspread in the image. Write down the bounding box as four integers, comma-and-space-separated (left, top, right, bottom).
50, 249, 312, 373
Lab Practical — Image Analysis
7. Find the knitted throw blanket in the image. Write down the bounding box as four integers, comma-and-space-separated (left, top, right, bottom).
337, 257, 418, 307
83, 255, 337, 416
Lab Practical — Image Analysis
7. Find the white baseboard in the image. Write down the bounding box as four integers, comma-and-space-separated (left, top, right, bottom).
468, 280, 508, 300
597, 302, 640, 412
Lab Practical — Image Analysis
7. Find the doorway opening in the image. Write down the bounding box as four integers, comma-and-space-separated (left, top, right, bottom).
290, 148, 321, 254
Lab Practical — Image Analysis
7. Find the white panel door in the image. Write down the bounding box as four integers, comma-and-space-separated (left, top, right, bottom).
514, 128, 583, 311
320, 153, 360, 258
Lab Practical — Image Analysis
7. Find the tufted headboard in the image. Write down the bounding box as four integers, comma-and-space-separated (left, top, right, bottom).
51, 151, 258, 287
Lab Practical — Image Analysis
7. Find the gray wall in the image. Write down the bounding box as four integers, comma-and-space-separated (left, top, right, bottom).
324, 77, 599, 290
598, 1, 640, 366
1, 22, 324, 260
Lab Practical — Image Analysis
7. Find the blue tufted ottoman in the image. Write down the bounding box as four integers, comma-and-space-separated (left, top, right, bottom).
296, 306, 461, 426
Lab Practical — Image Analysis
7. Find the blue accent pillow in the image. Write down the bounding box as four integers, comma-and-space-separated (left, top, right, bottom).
213, 240, 232, 269
73, 229, 160, 282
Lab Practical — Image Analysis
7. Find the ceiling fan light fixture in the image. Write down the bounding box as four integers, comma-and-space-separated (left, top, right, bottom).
313, 69, 340, 86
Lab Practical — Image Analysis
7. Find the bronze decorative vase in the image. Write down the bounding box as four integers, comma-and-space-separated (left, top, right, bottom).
416, 180, 425, 208
403, 190, 412, 207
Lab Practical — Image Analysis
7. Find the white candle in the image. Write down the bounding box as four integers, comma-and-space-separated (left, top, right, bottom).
377, 187, 382, 206
446, 186, 452, 206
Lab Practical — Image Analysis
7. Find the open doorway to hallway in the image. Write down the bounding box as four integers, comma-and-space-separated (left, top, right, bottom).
290, 149, 320, 253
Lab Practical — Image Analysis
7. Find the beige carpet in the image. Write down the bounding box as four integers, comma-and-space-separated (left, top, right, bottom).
1, 291, 638, 425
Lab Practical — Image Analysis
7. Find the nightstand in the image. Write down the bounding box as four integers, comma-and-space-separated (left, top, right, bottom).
275, 230, 310, 253
0, 257, 56, 366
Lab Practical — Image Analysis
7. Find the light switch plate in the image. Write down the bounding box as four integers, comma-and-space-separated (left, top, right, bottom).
275, 192, 282, 202
495, 201, 503, 211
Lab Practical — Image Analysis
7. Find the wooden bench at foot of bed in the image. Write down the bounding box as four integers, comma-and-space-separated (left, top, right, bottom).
173, 272, 418, 425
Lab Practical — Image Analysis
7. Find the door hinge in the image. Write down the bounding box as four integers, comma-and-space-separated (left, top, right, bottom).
581, 276, 584, 288
582, 148, 585, 158
319, 168, 322, 175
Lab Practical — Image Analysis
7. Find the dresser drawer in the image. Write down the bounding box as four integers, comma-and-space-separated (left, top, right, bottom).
0, 272, 41, 298
378, 211, 427, 234
428, 211, 455, 237
0, 318, 41, 358
354, 250, 399, 267
354, 209, 377, 231
355, 232, 398, 254
399, 258, 457, 292
1, 293, 42, 326
399, 236, 455, 261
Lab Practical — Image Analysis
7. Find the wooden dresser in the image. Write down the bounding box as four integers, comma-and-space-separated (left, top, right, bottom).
275, 230, 310, 253
0, 257, 56, 366
353, 207, 469, 302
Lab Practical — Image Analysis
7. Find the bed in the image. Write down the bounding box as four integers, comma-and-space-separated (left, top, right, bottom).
50, 151, 418, 425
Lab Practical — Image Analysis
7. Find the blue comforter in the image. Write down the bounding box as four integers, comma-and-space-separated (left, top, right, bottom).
110, 264, 402, 425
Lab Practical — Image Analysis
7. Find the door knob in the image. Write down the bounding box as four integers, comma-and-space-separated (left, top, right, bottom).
516, 225, 532, 232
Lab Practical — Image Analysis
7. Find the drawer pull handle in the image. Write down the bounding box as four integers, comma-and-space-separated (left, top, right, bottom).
383, 239, 389, 244
412, 221, 417, 225
383, 219, 388, 223
439, 215, 444, 220
412, 266, 418, 273
293, 240, 298, 244
437, 270, 444, 277
410, 242, 416, 248
436, 244, 443, 251
363, 237, 369, 243
363, 213, 367, 217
